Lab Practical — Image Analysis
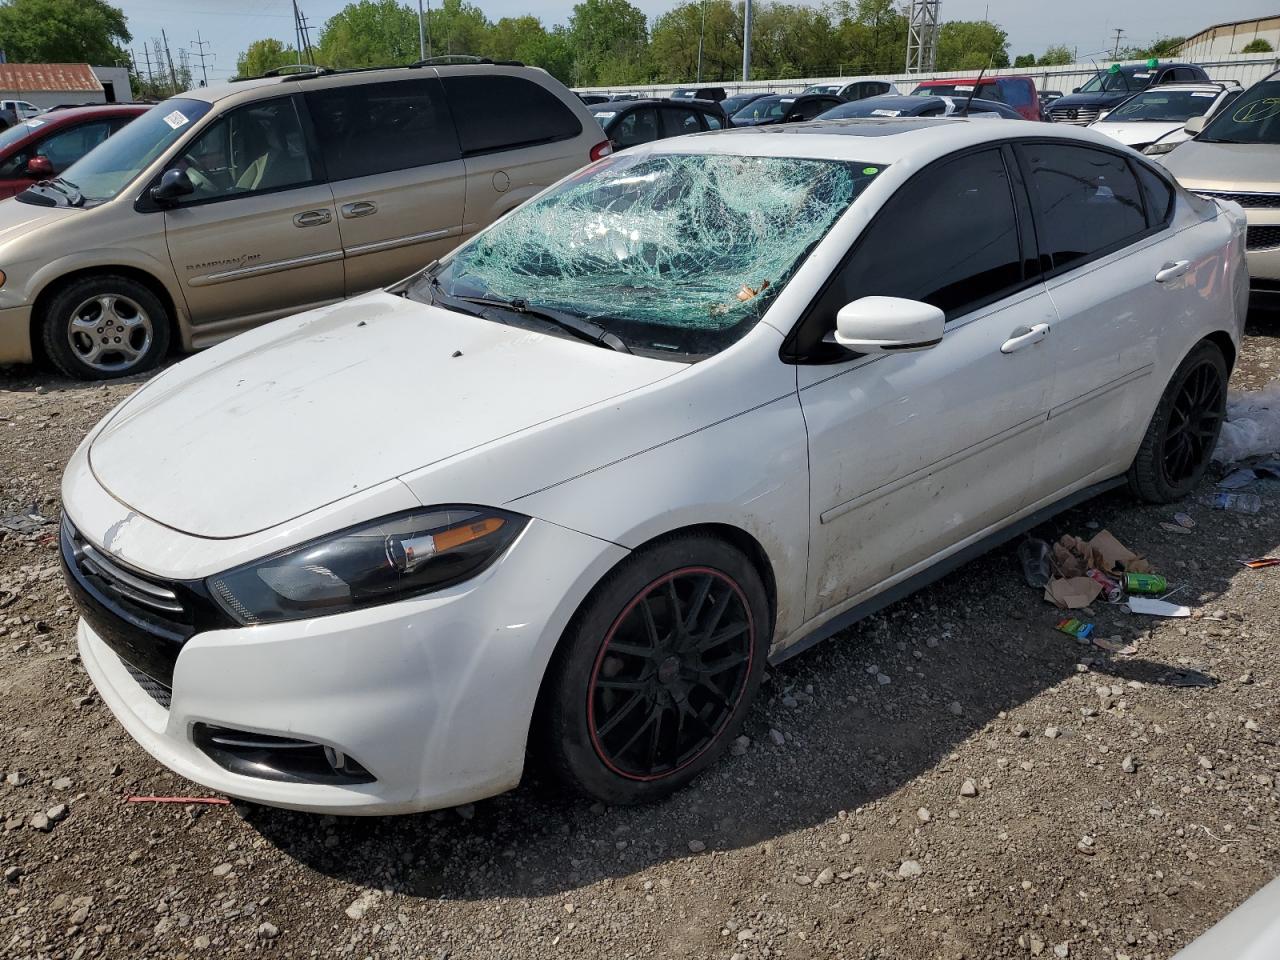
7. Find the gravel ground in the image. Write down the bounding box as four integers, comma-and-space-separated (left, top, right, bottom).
1, 309, 1278, 960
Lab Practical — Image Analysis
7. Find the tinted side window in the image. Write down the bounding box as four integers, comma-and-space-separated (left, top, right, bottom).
612, 108, 660, 148
1022, 143, 1147, 272
662, 107, 702, 137
442, 75, 582, 155
306, 79, 459, 181
1135, 162, 1174, 226
39, 120, 114, 171
703, 112, 723, 129
813, 149, 1023, 324
1000, 79, 1034, 108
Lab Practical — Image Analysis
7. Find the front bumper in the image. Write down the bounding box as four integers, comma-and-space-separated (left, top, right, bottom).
0, 302, 32, 364
75, 516, 627, 814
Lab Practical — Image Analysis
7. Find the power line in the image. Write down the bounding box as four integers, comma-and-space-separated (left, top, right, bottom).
190, 30, 213, 86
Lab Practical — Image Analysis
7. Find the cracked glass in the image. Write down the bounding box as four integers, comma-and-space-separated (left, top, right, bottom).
414, 151, 880, 358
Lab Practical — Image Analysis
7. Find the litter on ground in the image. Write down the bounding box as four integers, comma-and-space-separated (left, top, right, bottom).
1214, 380, 1280, 464
1127, 597, 1192, 617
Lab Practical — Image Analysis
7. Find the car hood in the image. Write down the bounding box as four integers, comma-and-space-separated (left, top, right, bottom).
1161, 140, 1280, 192
88, 292, 683, 539
1090, 120, 1181, 146
0, 195, 74, 246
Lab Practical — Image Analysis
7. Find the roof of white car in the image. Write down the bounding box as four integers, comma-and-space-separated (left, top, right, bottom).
649, 117, 1128, 165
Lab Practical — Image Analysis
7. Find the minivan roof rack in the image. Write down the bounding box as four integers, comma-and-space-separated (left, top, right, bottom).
413, 55, 525, 67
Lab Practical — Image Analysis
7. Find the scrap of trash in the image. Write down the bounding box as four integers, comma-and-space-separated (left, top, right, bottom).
0, 507, 54, 535
1021, 527, 1196, 655
1214, 380, 1280, 464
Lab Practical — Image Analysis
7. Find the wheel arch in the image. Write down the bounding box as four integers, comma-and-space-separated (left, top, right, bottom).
1203, 329, 1236, 374
30, 265, 183, 364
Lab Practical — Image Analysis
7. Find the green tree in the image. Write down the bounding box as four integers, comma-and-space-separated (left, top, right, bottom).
568, 0, 649, 86
1242, 38, 1273, 53
751, 3, 840, 79
1037, 44, 1073, 66
936, 20, 1010, 71
829, 0, 910, 75
0, 0, 130, 64
482, 15, 574, 82
316, 0, 418, 68
236, 38, 298, 78
1014, 53, 1035, 67
1123, 36, 1185, 60
650, 0, 741, 83
425, 0, 490, 58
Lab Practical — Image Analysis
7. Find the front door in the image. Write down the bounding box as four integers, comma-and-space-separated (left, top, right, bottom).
796, 148, 1055, 619
305, 77, 466, 296
161, 95, 344, 338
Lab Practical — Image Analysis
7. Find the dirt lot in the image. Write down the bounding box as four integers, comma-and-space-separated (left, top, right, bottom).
1, 310, 1278, 960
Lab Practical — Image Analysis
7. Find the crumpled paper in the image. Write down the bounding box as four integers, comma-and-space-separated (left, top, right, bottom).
1044, 529, 1152, 609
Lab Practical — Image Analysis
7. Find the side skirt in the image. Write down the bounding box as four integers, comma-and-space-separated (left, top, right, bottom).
769, 475, 1127, 665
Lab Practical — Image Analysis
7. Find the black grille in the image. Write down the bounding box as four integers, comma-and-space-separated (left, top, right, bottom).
122, 660, 173, 708
60, 517, 232, 686
1247, 226, 1280, 251
1195, 191, 1280, 209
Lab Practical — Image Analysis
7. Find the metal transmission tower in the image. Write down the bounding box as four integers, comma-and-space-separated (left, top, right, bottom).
905, 0, 940, 73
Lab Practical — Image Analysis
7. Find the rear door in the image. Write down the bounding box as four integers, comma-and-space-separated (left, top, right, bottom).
161, 94, 345, 334
609, 106, 661, 150
305, 76, 466, 296
660, 105, 704, 138
1016, 142, 1212, 496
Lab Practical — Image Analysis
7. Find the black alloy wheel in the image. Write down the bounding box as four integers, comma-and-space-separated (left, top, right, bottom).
1129, 340, 1228, 503
587, 567, 754, 781
539, 534, 770, 805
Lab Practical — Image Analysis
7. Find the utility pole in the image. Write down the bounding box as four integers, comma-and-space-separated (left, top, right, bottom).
418, 0, 427, 60
293, 0, 303, 65
161, 29, 179, 91
742, 0, 752, 82
696, 0, 706, 83
299, 12, 315, 64
1111, 28, 1125, 59
906, 0, 941, 73
190, 31, 211, 86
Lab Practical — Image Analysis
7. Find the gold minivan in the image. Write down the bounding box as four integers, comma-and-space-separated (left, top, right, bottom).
0, 62, 611, 379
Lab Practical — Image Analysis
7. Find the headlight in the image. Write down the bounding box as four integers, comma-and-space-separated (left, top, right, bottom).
1142, 140, 1180, 156
208, 506, 527, 624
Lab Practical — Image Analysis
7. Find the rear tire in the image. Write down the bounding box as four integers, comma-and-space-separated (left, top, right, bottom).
1127, 340, 1227, 503
538, 534, 770, 806
41, 274, 170, 380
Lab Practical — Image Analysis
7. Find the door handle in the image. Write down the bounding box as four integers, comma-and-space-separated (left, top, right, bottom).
293, 209, 332, 227
1155, 260, 1190, 283
1000, 322, 1050, 354
341, 201, 378, 219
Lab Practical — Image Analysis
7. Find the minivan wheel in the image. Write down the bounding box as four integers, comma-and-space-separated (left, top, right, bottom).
41, 275, 170, 380
539, 535, 770, 806
1128, 341, 1227, 503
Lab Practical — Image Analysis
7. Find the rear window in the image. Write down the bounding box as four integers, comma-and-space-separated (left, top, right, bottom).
306, 79, 459, 181
998, 79, 1034, 108
442, 75, 582, 155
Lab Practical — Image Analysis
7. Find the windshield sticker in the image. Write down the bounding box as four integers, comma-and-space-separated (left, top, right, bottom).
23, 118, 43, 128
593, 111, 617, 120
1191, 91, 1216, 98
1133, 72, 1151, 79
862, 166, 880, 175
162, 110, 189, 130
441, 154, 876, 335
870, 108, 901, 116
953, 85, 974, 92
1235, 98, 1280, 123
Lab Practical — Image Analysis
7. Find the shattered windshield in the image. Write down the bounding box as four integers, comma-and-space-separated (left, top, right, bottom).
412, 151, 877, 358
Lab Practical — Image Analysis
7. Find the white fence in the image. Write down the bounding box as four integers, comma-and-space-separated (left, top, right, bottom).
578, 52, 1280, 98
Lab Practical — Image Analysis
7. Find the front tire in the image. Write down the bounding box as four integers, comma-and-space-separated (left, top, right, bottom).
1128, 340, 1227, 503
539, 535, 770, 806
41, 274, 170, 380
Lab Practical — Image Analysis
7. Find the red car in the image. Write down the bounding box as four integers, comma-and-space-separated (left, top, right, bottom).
910, 76, 1041, 121
0, 104, 149, 200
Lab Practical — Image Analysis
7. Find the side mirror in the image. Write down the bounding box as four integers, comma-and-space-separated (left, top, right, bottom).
150, 167, 195, 204
834, 296, 945, 353
1183, 116, 1206, 136
24, 155, 51, 178
1072, 87, 1081, 93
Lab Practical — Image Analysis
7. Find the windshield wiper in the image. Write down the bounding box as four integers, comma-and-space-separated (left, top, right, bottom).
441, 285, 632, 354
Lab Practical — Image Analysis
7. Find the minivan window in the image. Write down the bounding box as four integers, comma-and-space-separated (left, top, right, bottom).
53, 98, 212, 203
813, 149, 1023, 325
416, 152, 877, 358
1021, 143, 1147, 271
174, 97, 313, 201
441, 75, 582, 155
1198, 80, 1280, 144
306, 78, 459, 181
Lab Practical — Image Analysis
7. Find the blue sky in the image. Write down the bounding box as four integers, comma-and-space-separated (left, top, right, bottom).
116, 0, 1274, 83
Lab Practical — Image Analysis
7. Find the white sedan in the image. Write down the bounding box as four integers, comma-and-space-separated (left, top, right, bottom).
60, 118, 1249, 813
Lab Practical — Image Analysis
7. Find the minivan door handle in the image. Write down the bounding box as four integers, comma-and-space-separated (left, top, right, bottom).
1000, 322, 1050, 354
341, 201, 378, 219
294, 209, 332, 227
1155, 260, 1190, 283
